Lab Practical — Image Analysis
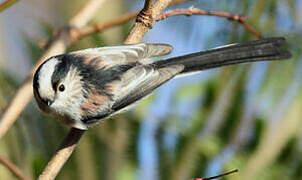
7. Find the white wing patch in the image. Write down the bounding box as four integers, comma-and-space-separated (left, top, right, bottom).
109, 64, 184, 112
69, 43, 173, 67
210, 43, 238, 50
38, 58, 59, 100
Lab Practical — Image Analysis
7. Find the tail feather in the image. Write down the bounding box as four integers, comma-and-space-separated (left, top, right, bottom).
153, 37, 292, 73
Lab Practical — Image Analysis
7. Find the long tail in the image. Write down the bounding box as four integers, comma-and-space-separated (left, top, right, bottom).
153, 37, 292, 73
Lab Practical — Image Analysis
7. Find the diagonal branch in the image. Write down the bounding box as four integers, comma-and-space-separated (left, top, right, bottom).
0, 0, 19, 13
0, 0, 107, 139
38, 128, 85, 180
241, 22, 263, 39
193, 169, 238, 180
0, 154, 31, 180
68, 11, 139, 44
124, 0, 173, 44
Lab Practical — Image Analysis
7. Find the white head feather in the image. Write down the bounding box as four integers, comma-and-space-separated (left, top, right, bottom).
37, 58, 59, 100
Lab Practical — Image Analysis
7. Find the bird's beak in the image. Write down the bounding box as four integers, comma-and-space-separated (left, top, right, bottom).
46, 99, 53, 106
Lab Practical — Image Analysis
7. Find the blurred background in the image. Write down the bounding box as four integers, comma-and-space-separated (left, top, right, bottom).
0, 0, 302, 179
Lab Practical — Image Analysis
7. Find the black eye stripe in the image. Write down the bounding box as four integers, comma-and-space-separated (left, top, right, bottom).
33, 59, 51, 100
48, 54, 137, 97
33, 59, 49, 93
51, 55, 72, 92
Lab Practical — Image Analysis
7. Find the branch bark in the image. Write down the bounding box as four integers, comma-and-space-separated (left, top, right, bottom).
0, 0, 106, 139
0, 0, 19, 13
194, 169, 238, 180
0, 154, 31, 180
69, 7, 262, 44
124, 0, 173, 44
68, 11, 139, 44
38, 128, 85, 180
157, 6, 261, 39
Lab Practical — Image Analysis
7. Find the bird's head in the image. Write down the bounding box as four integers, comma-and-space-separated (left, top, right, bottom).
33, 55, 86, 126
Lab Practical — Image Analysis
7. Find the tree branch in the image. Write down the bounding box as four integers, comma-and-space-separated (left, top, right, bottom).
68, 7, 262, 44
0, 0, 19, 13
156, 7, 263, 39
0, 0, 106, 139
124, 0, 173, 44
38, 128, 85, 180
241, 22, 263, 39
40, 0, 193, 49
0, 154, 31, 180
157, 7, 247, 21
68, 11, 139, 44
193, 169, 238, 180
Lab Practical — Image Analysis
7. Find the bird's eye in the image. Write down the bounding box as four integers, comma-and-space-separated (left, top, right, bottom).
58, 84, 65, 92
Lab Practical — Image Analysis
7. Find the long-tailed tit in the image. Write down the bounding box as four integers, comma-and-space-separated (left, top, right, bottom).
33, 37, 291, 130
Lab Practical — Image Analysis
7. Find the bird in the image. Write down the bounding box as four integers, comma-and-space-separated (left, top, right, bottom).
33, 37, 291, 130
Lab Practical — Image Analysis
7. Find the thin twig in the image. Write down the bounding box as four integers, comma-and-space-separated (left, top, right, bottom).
38, 128, 85, 180
242, 22, 263, 39
70, 7, 262, 44
68, 11, 139, 44
193, 169, 238, 180
156, 7, 248, 21
0, 0, 106, 139
0, 154, 31, 180
0, 0, 19, 13
40, 0, 193, 49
